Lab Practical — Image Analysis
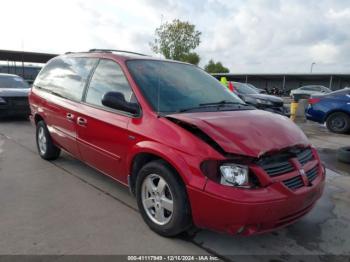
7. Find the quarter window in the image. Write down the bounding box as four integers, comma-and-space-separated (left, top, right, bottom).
34, 57, 97, 101
85, 60, 134, 108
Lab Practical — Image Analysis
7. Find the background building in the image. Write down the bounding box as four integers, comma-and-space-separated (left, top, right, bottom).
213, 73, 350, 94
0, 49, 57, 84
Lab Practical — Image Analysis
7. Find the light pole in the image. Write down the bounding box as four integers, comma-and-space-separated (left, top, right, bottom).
310, 62, 316, 73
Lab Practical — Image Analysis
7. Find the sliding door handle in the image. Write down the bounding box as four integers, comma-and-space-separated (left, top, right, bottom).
66, 113, 75, 121
77, 117, 87, 126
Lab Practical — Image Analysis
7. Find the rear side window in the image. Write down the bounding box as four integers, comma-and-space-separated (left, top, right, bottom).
34, 56, 97, 101
85, 59, 134, 108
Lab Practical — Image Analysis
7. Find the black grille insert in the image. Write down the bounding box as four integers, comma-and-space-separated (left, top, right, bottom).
306, 166, 319, 182
283, 175, 304, 190
297, 148, 314, 165
260, 161, 294, 177
258, 147, 314, 177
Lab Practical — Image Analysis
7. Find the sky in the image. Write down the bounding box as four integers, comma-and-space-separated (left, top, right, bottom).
1, 0, 350, 73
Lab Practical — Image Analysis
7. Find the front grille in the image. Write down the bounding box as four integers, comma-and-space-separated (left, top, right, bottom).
5, 97, 29, 107
306, 166, 319, 182
283, 175, 304, 190
259, 147, 314, 177
10, 97, 28, 106
260, 161, 294, 177
297, 148, 314, 165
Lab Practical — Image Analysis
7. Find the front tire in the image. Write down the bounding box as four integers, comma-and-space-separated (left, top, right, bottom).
36, 121, 61, 160
326, 112, 350, 134
135, 160, 191, 237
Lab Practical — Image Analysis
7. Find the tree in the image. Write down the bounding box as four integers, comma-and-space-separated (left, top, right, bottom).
179, 52, 200, 65
150, 19, 201, 61
204, 59, 229, 73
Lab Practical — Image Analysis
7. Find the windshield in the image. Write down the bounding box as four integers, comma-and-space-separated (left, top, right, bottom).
0, 75, 29, 89
233, 82, 259, 94
126, 60, 245, 113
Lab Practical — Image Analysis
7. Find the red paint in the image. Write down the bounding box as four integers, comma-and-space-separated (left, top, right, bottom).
308, 98, 321, 104
29, 52, 325, 235
228, 81, 234, 92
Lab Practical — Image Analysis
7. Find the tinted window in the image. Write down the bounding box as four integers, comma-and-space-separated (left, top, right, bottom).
311, 86, 321, 91
233, 82, 259, 94
127, 60, 244, 113
34, 56, 97, 101
85, 59, 134, 108
301, 86, 313, 91
0, 75, 29, 89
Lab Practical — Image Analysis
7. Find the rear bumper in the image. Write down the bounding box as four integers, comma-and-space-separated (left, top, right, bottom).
305, 107, 325, 123
187, 165, 325, 235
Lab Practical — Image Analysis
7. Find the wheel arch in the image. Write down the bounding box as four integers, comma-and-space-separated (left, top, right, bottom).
127, 141, 196, 195
324, 109, 350, 122
34, 113, 45, 125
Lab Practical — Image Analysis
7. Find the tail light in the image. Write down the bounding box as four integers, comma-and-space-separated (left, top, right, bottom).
308, 98, 321, 104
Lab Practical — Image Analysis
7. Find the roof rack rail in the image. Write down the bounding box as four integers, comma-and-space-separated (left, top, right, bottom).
88, 49, 149, 57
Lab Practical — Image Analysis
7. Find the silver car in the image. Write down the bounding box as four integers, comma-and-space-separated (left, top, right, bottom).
290, 85, 331, 100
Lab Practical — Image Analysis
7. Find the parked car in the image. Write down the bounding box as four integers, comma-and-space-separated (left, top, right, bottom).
246, 83, 267, 94
0, 73, 30, 118
231, 81, 288, 115
306, 88, 350, 133
29, 50, 325, 237
290, 85, 331, 101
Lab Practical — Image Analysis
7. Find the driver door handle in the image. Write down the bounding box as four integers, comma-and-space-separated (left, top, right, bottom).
77, 117, 87, 126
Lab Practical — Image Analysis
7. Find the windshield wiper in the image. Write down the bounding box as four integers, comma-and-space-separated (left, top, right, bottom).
177, 101, 250, 113
199, 100, 245, 106
177, 105, 214, 113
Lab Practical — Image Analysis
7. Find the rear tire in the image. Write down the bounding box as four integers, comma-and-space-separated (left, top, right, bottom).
36, 121, 61, 160
326, 112, 350, 134
135, 160, 191, 237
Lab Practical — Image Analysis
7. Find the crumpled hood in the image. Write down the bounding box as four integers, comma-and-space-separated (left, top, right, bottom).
168, 110, 309, 158
0, 88, 29, 97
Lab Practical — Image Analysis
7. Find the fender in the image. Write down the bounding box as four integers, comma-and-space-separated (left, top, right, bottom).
126, 140, 207, 190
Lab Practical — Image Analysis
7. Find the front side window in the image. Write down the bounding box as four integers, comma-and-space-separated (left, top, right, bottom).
85, 59, 134, 108
34, 56, 97, 101
127, 60, 245, 113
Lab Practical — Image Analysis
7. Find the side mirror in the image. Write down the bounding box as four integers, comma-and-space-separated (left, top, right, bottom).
102, 91, 139, 115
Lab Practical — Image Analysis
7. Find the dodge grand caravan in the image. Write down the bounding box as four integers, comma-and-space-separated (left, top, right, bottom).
29, 49, 325, 237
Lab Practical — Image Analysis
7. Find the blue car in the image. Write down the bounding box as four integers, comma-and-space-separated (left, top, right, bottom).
306, 88, 350, 134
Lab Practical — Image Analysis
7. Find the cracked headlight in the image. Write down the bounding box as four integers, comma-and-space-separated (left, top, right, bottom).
220, 164, 249, 187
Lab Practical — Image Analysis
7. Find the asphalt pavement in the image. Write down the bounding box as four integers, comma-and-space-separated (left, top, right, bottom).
0, 119, 349, 261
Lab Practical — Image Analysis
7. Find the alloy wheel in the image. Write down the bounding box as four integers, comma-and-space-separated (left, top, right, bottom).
141, 174, 174, 225
37, 126, 47, 155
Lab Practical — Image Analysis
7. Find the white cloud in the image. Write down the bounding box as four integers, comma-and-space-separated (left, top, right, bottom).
0, 0, 349, 73
310, 43, 339, 63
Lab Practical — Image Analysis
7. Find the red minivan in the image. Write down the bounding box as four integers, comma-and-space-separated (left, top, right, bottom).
29, 50, 325, 237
